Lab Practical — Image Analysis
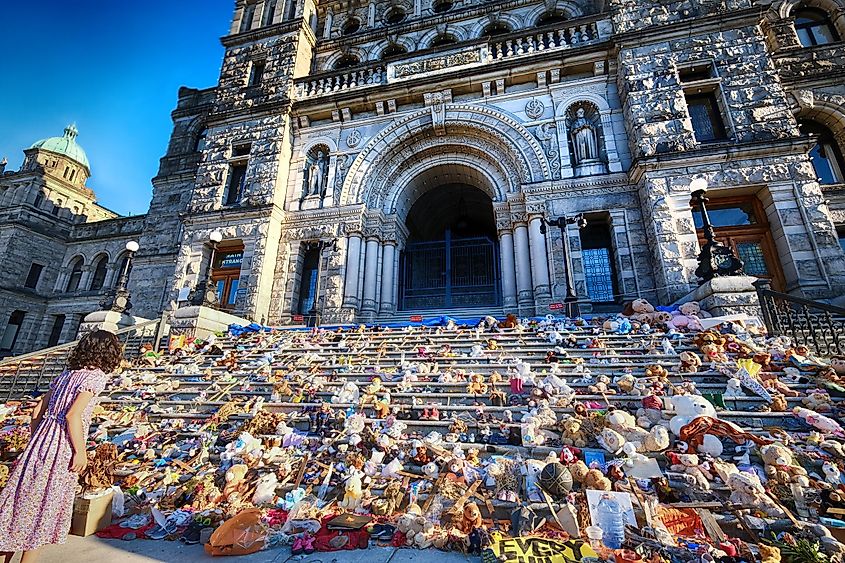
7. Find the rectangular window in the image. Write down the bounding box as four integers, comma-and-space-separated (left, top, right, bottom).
838, 228, 845, 253
1, 310, 26, 351
48, 314, 66, 347
225, 164, 247, 205
686, 92, 727, 142
240, 3, 257, 32
24, 263, 44, 289
248, 61, 266, 86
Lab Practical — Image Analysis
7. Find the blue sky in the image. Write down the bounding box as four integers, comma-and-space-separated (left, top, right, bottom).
0, 1, 233, 216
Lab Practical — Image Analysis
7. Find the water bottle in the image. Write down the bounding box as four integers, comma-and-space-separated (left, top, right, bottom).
596, 494, 625, 549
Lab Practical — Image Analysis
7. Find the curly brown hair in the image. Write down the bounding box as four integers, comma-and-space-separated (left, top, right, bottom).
67, 330, 124, 373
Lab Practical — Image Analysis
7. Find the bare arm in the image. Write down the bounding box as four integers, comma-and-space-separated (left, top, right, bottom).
66, 391, 94, 472
29, 390, 52, 434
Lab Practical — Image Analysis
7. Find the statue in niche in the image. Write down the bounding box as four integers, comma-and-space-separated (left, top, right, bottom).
570, 107, 599, 163
305, 150, 328, 198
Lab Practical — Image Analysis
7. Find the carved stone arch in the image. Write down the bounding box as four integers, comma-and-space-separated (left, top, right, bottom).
91, 251, 112, 264
777, 0, 845, 19
323, 47, 368, 71
791, 90, 845, 146
555, 92, 611, 116
417, 25, 469, 47
299, 137, 338, 158
524, 1, 584, 26
64, 254, 87, 268
468, 12, 522, 38
369, 36, 415, 60
340, 104, 550, 208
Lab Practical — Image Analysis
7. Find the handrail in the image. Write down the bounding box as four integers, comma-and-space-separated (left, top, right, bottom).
0, 318, 163, 367
753, 279, 845, 357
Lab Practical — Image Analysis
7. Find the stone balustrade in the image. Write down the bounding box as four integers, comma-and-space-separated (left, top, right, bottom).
487, 22, 600, 61
295, 63, 386, 98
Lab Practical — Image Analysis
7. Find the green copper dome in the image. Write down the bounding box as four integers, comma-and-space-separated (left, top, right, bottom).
30, 124, 90, 172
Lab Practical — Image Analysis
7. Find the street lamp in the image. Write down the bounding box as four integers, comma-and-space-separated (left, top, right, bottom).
540, 214, 587, 318
690, 179, 744, 282
305, 238, 339, 328
189, 230, 224, 307
100, 240, 139, 313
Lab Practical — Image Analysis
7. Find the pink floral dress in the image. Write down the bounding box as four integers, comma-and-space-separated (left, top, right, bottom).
0, 368, 107, 551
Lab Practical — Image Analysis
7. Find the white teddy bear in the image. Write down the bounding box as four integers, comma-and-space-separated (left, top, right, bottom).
668, 395, 723, 457
332, 382, 360, 404
723, 378, 744, 398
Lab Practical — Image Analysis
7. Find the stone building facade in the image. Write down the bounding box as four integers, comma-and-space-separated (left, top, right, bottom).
2, 0, 845, 354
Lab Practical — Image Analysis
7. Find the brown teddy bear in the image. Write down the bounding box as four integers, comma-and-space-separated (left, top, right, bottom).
588, 374, 616, 395
466, 373, 487, 395
582, 468, 612, 491
759, 443, 809, 486
559, 417, 588, 448
700, 343, 728, 364
678, 351, 702, 373
644, 364, 669, 380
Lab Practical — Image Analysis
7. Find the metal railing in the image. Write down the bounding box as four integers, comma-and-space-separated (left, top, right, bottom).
754, 279, 845, 357
0, 317, 165, 400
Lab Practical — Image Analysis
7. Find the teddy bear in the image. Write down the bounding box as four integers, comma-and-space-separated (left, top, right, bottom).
667, 394, 723, 457
252, 472, 279, 506
759, 443, 809, 487
582, 468, 612, 491
339, 471, 364, 511
597, 427, 627, 454
700, 343, 728, 364
759, 545, 781, 563
669, 453, 713, 490
605, 409, 650, 450
521, 459, 545, 502
559, 416, 588, 448
803, 389, 833, 413
615, 373, 637, 395
644, 425, 670, 452
466, 373, 488, 395
724, 378, 744, 398
569, 460, 589, 483
588, 374, 616, 395
222, 463, 249, 501
623, 298, 657, 323
644, 364, 669, 380
727, 472, 785, 518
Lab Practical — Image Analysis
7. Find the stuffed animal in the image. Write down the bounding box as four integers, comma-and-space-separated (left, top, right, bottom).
623, 298, 657, 323
669, 453, 713, 490
371, 481, 404, 515
700, 343, 728, 364
667, 394, 723, 457
644, 425, 670, 452
759, 443, 809, 487
677, 351, 702, 374
605, 409, 650, 450
823, 461, 842, 485
559, 417, 588, 448
252, 473, 279, 506
794, 406, 845, 436
467, 373, 487, 395
759, 545, 781, 563
597, 427, 627, 454
498, 314, 519, 329
339, 471, 364, 511
644, 364, 669, 380
522, 459, 545, 502
588, 374, 615, 395
582, 469, 612, 491
803, 389, 833, 413
724, 378, 744, 398
222, 463, 248, 501
727, 472, 784, 518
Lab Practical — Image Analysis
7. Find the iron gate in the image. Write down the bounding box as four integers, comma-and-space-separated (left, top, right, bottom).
399, 234, 500, 310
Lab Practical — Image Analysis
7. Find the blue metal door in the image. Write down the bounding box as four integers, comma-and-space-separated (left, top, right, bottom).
400, 232, 499, 310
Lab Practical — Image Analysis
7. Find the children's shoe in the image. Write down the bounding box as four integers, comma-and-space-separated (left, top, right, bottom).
302, 534, 316, 554
420, 408, 430, 420
430, 407, 440, 420
291, 536, 304, 555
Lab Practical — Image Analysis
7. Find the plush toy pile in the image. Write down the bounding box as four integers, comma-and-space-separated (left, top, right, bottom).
1, 297, 845, 563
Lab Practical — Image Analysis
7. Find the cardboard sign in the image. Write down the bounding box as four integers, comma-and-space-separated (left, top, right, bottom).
549, 303, 564, 310
409, 315, 423, 322
489, 536, 597, 563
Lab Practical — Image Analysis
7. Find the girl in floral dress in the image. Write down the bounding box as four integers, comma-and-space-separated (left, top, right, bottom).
0, 330, 123, 563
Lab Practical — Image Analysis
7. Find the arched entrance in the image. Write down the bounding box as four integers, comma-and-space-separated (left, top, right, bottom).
399, 183, 500, 310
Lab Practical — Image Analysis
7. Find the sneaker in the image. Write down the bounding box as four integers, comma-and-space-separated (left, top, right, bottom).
421, 408, 430, 420
291, 536, 304, 555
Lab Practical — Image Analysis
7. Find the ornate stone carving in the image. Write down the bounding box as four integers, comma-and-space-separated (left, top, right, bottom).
525, 98, 545, 120
393, 48, 481, 80
346, 129, 362, 148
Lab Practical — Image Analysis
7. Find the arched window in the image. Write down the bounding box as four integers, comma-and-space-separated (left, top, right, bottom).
795, 8, 840, 46
334, 54, 360, 69
341, 18, 361, 35
194, 128, 208, 153
482, 22, 511, 37
537, 11, 568, 26
114, 254, 131, 287
90, 256, 109, 291
66, 258, 84, 292
800, 119, 845, 184
381, 42, 408, 59
384, 6, 406, 24
432, 0, 453, 13
430, 33, 458, 48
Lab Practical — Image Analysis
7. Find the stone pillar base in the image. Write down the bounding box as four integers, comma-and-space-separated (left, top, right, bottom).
78, 311, 148, 337
690, 276, 762, 319
170, 306, 252, 341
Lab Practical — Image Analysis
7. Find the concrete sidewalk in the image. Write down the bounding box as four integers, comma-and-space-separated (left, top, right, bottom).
11, 536, 477, 563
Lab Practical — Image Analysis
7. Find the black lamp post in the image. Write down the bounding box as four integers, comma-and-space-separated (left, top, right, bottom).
100, 240, 139, 313
540, 214, 587, 318
306, 238, 338, 328
189, 230, 224, 307
690, 178, 744, 282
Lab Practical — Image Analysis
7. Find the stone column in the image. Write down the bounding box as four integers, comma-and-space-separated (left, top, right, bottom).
513, 219, 534, 309
342, 232, 363, 309
528, 215, 552, 301
379, 241, 396, 315
323, 8, 333, 38
499, 229, 518, 310
79, 266, 94, 292
360, 236, 380, 317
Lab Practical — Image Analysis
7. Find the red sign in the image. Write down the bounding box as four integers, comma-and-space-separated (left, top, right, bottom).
410, 315, 423, 322
292, 315, 304, 322
549, 303, 564, 311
